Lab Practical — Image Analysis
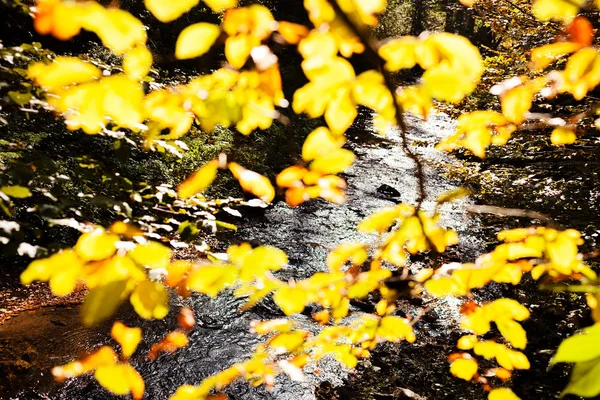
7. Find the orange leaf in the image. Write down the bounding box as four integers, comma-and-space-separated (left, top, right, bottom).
277, 21, 309, 44
276, 166, 307, 188
52, 346, 117, 382
148, 331, 189, 360
178, 307, 196, 331
567, 16, 594, 46
228, 162, 275, 203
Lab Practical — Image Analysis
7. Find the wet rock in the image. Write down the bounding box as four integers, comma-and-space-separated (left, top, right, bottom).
376, 184, 401, 199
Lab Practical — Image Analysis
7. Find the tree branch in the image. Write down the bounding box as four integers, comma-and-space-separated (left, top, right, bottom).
328, 0, 428, 208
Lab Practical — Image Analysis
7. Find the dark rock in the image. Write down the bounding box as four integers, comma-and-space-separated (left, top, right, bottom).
376, 184, 401, 199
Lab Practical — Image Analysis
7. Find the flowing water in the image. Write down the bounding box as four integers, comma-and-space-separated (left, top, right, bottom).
1, 112, 487, 400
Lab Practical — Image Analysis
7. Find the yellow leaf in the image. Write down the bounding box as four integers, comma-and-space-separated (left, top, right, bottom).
496, 319, 527, 349
489, 388, 521, 400
144, 0, 200, 22
186, 265, 239, 297
228, 162, 275, 203
111, 322, 142, 358
129, 241, 172, 269
81, 280, 131, 325
178, 159, 219, 199
531, 42, 584, 69
546, 231, 578, 267
377, 316, 416, 343
175, 23, 221, 60
75, 228, 119, 262
204, 0, 239, 12
457, 335, 479, 350
309, 148, 355, 174
550, 127, 577, 145
49, 261, 82, 297
225, 34, 254, 69
357, 206, 406, 233
27, 57, 101, 91
130, 280, 170, 320
325, 86, 357, 135
378, 37, 419, 71
353, 70, 393, 114
83, 8, 147, 55
273, 286, 308, 315
94, 363, 145, 400
450, 358, 478, 381
268, 331, 308, 352
52, 346, 118, 382
123, 45, 153, 80
502, 86, 533, 124
326, 242, 368, 272
1, 185, 31, 198
302, 127, 345, 162
532, 0, 583, 22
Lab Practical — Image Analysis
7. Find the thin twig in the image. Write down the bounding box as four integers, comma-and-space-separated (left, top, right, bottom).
328, 0, 428, 209
465, 204, 554, 224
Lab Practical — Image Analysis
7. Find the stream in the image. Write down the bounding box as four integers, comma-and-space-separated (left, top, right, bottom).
1, 112, 492, 400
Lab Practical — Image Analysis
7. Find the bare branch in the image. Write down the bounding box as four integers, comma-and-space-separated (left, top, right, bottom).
328, 0, 428, 208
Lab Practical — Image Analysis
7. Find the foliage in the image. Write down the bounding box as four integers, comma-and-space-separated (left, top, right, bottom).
3, 0, 600, 399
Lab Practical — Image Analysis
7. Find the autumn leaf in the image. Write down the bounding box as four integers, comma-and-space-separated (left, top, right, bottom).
550, 127, 577, 145
450, 358, 478, 381
145, 0, 200, 22
178, 159, 219, 199
228, 162, 275, 203
123, 45, 153, 80
130, 280, 170, 320
94, 363, 145, 400
175, 23, 221, 60
111, 322, 142, 358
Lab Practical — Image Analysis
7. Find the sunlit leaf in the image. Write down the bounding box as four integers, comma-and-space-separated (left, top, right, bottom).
75, 228, 119, 262
228, 162, 275, 203
302, 127, 345, 162
502, 86, 533, 124
52, 346, 118, 382
204, 0, 239, 12
175, 23, 221, 60
1, 185, 31, 198
94, 363, 145, 400
450, 358, 478, 381
148, 331, 189, 360
550, 127, 577, 145
178, 159, 219, 199
28, 57, 101, 91
130, 280, 170, 320
309, 148, 355, 174
532, 0, 583, 22
552, 323, 600, 364
488, 388, 521, 400
145, 0, 200, 22
111, 322, 142, 358
531, 42, 583, 69
186, 265, 238, 297
273, 286, 308, 315
377, 316, 416, 343
129, 241, 172, 269
561, 357, 600, 398
81, 280, 130, 325
123, 45, 153, 80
